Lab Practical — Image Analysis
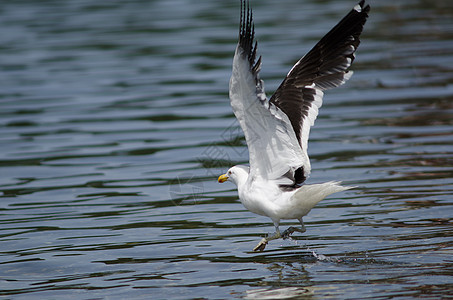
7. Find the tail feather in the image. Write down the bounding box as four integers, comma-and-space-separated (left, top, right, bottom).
290, 181, 355, 217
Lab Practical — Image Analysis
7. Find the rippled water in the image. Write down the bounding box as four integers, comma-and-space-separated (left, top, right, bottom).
1, 0, 453, 298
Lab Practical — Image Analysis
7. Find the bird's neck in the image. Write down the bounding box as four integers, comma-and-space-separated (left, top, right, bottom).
235, 173, 249, 193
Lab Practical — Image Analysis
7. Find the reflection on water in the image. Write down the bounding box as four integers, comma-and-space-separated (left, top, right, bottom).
1, 0, 453, 298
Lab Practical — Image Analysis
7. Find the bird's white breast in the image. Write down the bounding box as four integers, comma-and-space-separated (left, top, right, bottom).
237, 180, 285, 219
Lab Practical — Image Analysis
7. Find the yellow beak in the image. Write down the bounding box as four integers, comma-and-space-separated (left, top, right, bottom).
218, 174, 229, 183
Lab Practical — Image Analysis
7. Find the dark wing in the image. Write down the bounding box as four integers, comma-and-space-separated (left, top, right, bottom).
269, 0, 370, 185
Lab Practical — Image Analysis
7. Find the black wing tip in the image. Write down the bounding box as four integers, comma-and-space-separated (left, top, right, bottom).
316, 0, 371, 65
354, 0, 371, 23
357, 0, 371, 14
239, 0, 260, 73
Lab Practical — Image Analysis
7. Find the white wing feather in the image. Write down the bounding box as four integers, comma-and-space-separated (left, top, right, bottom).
228, 0, 370, 188
229, 46, 306, 185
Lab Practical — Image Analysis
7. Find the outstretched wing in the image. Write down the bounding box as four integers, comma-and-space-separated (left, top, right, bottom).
269, 1, 370, 183
229, 0, 370, 188
229, 0, 306, 187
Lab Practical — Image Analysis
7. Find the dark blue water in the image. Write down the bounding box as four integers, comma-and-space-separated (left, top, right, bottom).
1, 0, 453, 298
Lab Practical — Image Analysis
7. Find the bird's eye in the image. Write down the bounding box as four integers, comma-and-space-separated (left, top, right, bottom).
228, 171, 232, 175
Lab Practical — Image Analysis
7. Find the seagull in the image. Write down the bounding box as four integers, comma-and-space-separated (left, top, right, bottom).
218, 0, 370, 251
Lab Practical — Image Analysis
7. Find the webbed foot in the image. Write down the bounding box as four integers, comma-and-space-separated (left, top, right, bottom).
281, 226, 306, 239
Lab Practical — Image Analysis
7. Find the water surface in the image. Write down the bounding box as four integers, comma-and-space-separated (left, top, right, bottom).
1, 0, 453, 298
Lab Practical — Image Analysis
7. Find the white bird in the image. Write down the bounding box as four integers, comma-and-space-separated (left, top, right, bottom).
218, 0, 370, 251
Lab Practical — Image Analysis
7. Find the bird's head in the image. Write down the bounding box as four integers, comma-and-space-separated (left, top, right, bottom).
218, 165, 249, 186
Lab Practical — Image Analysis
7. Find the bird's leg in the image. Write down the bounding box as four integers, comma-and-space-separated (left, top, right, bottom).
281, 218, 306, 239
253, 225, 281, 252
299, 218, 306, 233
